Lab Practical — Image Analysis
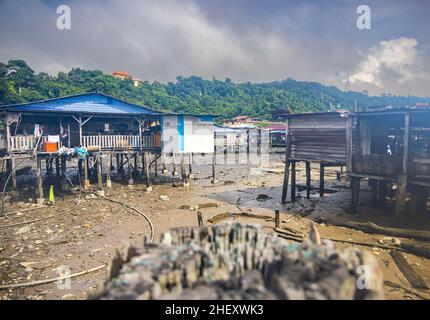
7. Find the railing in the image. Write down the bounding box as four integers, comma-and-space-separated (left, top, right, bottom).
82, 135, 156, 150
9, 136, 49, 152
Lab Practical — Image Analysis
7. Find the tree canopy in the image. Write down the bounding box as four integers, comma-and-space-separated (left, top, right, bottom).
1, 59, 428, 122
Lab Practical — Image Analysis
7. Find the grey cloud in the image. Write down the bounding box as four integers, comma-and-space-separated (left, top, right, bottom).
0, 0, 429, 96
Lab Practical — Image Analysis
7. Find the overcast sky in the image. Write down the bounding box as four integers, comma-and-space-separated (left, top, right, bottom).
0, 0, 429, 96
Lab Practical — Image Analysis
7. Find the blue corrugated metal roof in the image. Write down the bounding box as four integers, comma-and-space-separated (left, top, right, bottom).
1, 92, 161, 115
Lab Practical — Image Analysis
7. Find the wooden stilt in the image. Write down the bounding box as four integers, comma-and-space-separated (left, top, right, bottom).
197, 211, 203, 228
181, 153, 189, 187
281, 160, 290, 204
306, 161, 311, 199
188, 153, 193, 179
350, 177, 361, 214
60, 157, 68, 191
35, 157, 44, 204
106, 153, 112, 188
128, 151, 134, 186
409, 185, 428, 215
83, 157, 90, 188
211, 152, 217, 184
172, 153, 178, 176
290, 161, 296, 202
78, 159, 83, 186
143, 152, 151, 192
319, 163, 325, 197
134, 153, 138, 177
162, 153, 168, 174
369, 178, 378, 207
275, 210, 280, 228
11, 157, 16, 191
97, 156, 104, 195
154, 154, 158, 177
395, 177, 408, 216
377, 180, 387, 209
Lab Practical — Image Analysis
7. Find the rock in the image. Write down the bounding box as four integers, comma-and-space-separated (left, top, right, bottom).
159, 195, 170, 201
256, 194, 272, 202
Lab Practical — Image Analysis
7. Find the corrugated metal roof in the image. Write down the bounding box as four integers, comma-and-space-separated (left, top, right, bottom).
1, 92, 162, 116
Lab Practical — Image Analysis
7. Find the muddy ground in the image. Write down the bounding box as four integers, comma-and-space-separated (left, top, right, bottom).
1, 154, 430, 300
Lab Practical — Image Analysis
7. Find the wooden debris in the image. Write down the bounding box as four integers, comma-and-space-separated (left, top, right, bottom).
390, 251, 428, 290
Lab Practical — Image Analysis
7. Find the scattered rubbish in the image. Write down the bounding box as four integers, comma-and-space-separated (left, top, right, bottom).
159, 195, 170, 201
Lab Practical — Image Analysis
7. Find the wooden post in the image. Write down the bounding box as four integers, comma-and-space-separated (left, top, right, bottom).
161, 153, 168, 174
83, 157, 90, 188
211, 152, 217, 184
78, 159, 83, 186
143, 152, 152, 192
281, 119, 291, 204
181, 153, 189, 187
60, 157, 68, 191
106, 153, 112, 188
154, 154, 158, 177
97, 156, 104, 194
377, 180, 387, 209
409, 185, 428, 215
281, 160, 290, 204
128, 151, 134, 186
306, 161, 311, 199
291, 161, 296, 202
396, 112, 410, 216
35, 157, 44, 205
346, 117, 353, 175
172, 153, 178, 176
275, 210, 280, 228
197, 211, 203, 228
188, 153, 193, 179
350, 177, 361, 214
11, 157, 17, 191
319, 163, 325, 197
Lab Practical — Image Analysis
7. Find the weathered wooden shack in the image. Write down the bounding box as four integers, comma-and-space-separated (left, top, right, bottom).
281, 112, 348, 203
347, 108, 430, 215
0, 92, 214, 201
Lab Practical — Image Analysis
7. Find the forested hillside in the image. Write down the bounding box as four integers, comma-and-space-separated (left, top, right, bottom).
1, 60, 428, 120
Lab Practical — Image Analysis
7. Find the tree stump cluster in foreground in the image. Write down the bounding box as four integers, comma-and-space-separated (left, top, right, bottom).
95, 223, 384, 300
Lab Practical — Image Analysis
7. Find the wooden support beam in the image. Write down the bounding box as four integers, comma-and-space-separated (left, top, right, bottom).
291, 160, 296, 202
319, 163, 325, 197
350, 177, 361, 214
409, 185, 428, 215
161, 153, 168, 174
281, 160, 290, 204
306, 161, 311, 199
128, 151, 134, 186
188, 153, 193, 178
275, 210, 280, 229
97, 156, 104, 194
172, 153, 178, 176
83, 157, 90, 189
197, 211, 203, 228
211, 152, 217, 184
35, 157, 44, 204
143, 152, 151, 192
60, 157, 68, 191
106, 153, 112, 188
11, 157, 16, 191
181, 153, 189, 187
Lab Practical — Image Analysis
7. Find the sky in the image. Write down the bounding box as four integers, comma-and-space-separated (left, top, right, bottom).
0, 0, 429, 96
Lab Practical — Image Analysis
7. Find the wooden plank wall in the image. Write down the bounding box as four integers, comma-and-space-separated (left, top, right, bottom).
289, 114, 347, 163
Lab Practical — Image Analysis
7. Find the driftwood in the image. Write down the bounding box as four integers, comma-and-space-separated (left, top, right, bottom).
316, 217, 430, 242
384, 281, 430, 300
95, 223, 384, 300
207, 211, 274, 225
390, 251, 428, 290
0, 264, 106, 290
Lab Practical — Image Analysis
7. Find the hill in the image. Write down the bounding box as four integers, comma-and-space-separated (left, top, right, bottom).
1, 59, 428, 120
